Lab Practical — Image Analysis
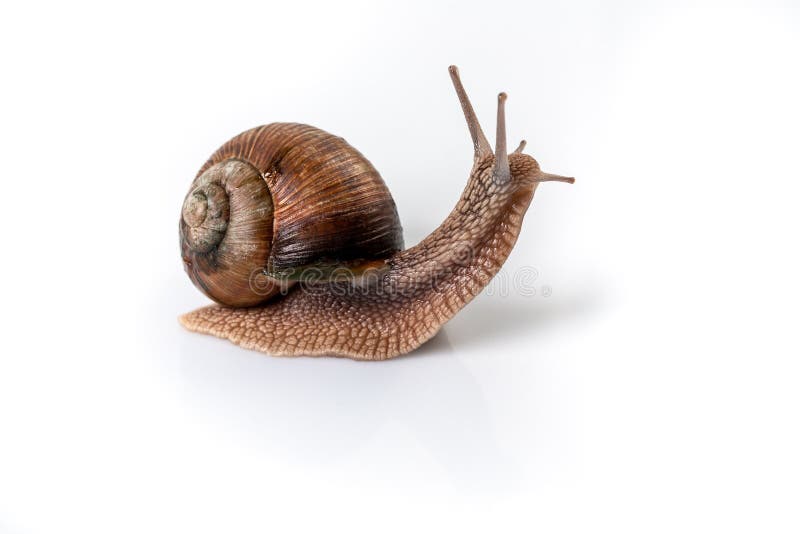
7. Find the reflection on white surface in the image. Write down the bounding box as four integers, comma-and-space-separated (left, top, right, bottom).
175, 288, 597, 494
181, 332, 498, 488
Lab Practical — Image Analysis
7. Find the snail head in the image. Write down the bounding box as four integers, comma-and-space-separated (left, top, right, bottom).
448, 65, 574, 197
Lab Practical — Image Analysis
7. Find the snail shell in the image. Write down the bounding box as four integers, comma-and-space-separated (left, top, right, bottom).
180, 123, 403, 306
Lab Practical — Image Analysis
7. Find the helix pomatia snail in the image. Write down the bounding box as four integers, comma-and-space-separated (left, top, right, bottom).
179, 66, 574, 360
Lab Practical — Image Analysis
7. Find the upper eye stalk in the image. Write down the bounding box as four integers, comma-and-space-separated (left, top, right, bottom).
447, 65, 574, 186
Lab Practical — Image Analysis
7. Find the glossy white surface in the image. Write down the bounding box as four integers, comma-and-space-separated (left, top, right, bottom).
2, 1, 799, 532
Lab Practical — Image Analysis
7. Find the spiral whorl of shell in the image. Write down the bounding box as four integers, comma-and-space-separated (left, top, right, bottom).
180, 159, 278, 306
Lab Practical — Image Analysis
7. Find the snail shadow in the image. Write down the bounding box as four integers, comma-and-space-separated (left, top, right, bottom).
448, 289, 602, 351
177, 325, 522, 493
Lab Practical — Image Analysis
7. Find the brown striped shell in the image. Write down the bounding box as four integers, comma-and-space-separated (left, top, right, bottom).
180, 123, 404, 307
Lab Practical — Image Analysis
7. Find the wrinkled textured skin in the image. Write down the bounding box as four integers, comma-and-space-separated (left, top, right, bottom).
180, 154, 543, 360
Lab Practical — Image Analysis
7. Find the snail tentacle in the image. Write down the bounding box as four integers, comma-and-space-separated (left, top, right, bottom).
493, 92, 511, 184
448, 65, 493, 159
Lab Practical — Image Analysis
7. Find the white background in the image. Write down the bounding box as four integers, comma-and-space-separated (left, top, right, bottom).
1, 1, 799, 532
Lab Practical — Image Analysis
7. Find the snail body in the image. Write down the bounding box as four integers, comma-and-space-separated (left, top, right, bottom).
180, 66, 573, 360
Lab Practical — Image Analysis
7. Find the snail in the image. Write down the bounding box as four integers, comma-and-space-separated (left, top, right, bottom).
179, 66, 574, 360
